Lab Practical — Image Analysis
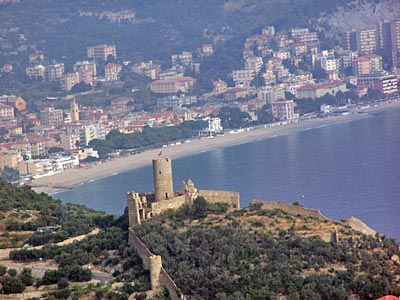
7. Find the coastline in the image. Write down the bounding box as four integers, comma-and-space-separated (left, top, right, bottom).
30, 100, 400, 195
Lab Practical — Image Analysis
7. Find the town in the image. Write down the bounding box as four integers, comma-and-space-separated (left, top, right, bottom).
1, 18, 400, 182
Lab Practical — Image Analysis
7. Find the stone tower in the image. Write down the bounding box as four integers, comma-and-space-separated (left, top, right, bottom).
153, 158, 174, 201
149, 255, 162, 290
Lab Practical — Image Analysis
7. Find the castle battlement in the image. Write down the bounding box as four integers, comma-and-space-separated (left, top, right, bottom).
127, 157, 240, 227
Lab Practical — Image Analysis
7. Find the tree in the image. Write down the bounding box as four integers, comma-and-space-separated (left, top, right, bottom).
257, 104, 274, 124
70, 82, 92, 94
19, 268, 34, 286
218, 106, 252, 129
48, 146, 64, 154
1, 275, 26, 294
0, 265, 7, 276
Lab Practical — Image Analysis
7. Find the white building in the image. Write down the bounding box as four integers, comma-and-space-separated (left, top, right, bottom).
198, 117, 223, 136
51, 155, 79, 174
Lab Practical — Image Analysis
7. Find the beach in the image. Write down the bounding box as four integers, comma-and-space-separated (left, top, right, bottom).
30, 100, 400, 195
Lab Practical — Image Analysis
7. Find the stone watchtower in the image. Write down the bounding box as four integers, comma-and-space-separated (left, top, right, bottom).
153, 158, 174, 201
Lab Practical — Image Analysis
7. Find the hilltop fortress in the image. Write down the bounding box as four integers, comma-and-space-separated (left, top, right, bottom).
127, 157, 240, 299
126, 158, 377, 300
127, 157, 240, 227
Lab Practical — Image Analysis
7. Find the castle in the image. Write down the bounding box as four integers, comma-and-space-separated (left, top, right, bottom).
127, 157, 240, 227
127, 157, 240, 299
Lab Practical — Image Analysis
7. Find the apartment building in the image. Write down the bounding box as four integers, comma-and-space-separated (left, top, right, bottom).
213, 79, 228, 95
232, 69, 255, 85
0, 104, 14, 118
352, 54, 383, 76
73, 60, 97, 84
271, 100, 297, 121
297, 81, 347, 99
357, 73, 398, 94
245, 56, 264, 73
391, 19, 400, 69
26, 65, 46, 79
62, 72, 80, 91
65, 123, 106, 146
87, 44, 117, 61
105, 63, 122, 81
46, 63, 65, 82
149, 77, 196, 94
157, 95, 197, 107
257, 86, 285, 103
357, 29, 378, 55
40, 107, 64, 127
200, 44, 214, 56
171, 51, 193, 67
223, 88, 248, 101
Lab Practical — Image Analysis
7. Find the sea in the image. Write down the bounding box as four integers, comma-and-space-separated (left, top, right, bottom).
54, 107, 400, 241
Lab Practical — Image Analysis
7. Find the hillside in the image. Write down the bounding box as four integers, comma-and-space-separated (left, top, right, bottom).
134, 198, 400, 300
2, 180, 400, 299
0, 0, 389, 67
0, 178, 111, 248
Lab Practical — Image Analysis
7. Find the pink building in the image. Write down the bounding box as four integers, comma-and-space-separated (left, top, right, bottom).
271, 100, 297, 121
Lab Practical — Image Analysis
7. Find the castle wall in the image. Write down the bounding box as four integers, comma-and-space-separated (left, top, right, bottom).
153, 158, 174, 201
251, 200, 327, 220
128, 229, 152, 269
198, 190, 240, 209
128, 229, 183, 300
151, 195, 186, 215
127, 192, 141, 226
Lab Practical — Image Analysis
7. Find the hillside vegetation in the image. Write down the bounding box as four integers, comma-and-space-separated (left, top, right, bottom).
135, 198, 400, 300
0, 178, 112, 248
0, 0, 387, 66
2, 180, 400, 299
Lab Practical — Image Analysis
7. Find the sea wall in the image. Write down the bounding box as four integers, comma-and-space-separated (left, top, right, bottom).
128, 228, 183, 300
251, 200, 327, 220
198, 190, 240, 209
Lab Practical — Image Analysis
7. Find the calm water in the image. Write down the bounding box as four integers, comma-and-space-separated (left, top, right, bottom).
55, 108, 400, 240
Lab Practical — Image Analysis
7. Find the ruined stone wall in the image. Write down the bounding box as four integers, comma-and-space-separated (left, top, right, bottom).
198, 190, 240, 209
252, 200, 327, 220
128, 229, 183, 300
128, 229, 153, 269
127, 192, 141, 226
151, 195, 186, 215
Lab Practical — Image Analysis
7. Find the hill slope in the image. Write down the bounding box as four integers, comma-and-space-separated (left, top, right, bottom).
0, 0, 393, 66
134, 199, 400, 300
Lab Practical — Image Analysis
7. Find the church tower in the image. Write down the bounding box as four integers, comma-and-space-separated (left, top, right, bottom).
70, 98, 79, 122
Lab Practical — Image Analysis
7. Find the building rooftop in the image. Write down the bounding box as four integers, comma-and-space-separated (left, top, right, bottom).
297, 81, 345, 91
151, 77, 195, 84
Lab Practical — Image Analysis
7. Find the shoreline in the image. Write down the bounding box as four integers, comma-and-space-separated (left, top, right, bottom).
31, 100, 400, 195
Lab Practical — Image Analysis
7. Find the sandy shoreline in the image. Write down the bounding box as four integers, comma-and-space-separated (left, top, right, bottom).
30, 100, 400, 195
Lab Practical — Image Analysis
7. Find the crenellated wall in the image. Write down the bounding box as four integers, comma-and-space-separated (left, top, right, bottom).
198, 190, 240, 209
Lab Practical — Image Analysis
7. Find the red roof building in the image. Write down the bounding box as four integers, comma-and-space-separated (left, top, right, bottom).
376, 296, 400, 300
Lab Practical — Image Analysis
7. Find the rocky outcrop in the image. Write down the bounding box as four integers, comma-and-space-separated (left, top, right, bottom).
320, 0, 400, 33
345, 216, 376, 236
